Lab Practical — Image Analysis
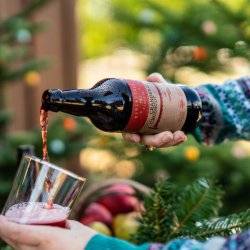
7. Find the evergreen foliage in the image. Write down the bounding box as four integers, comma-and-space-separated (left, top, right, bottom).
135, 179, 250, 243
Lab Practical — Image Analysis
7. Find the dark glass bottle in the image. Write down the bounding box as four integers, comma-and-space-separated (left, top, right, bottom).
41, 78, 202, 134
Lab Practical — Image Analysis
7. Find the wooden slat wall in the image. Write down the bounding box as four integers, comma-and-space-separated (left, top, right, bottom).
0, 1, 26, 129
0, 0, 78, 131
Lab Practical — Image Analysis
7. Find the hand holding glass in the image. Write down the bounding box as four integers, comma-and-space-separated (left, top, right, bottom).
1, 155, 86, 228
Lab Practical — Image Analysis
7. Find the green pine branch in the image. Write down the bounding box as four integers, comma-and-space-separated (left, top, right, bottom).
135, 179, 249, 244
143, 0, 180, 25
134, 181, 178, 243
0, 59, 48, 84
193, 209, 250, 239
168, 179, 223, 239
112, 6, 161, 30
0, 44, 28, 63
211, 0, 246, 23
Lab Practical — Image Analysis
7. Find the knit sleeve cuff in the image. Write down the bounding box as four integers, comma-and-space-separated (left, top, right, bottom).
85, 234, 150, 250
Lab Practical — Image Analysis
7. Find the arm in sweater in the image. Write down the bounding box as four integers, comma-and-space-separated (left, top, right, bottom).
86, 229, 250, 250
194, 76, 250, 144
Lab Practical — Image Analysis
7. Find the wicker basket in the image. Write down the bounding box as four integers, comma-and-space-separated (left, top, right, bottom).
71, 178, 152, 220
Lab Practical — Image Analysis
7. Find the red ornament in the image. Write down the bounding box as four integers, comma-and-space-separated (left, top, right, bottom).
63, 117, 77, 132
193, 47, 208, 61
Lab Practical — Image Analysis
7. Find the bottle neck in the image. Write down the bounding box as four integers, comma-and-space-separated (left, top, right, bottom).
41, 89, 93, 116
41, 79, 132, 132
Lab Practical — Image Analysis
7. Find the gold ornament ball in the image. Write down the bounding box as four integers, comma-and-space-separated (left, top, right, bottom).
24, 71, 41, 86
184, 146, 200, 162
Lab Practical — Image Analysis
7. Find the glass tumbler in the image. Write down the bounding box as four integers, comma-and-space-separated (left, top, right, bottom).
1, 155, 86, 228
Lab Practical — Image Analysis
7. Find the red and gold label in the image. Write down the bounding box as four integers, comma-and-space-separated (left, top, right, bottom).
125, 80, 187, 134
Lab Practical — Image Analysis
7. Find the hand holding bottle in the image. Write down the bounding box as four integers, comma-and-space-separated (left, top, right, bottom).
42, 73, 200, 144
122, 73, 187, 148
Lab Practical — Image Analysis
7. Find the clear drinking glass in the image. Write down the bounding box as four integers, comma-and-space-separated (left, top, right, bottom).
1, 155, 86, 228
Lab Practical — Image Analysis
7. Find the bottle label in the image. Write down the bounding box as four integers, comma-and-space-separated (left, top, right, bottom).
125, 80, 187, 134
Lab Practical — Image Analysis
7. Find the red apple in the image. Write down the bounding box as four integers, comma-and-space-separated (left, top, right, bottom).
104, 184, 135, 196
80, 202, 112, 226
97, 194, 140, 215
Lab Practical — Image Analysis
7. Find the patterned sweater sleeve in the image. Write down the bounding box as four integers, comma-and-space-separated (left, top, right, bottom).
193, 76, 250, 145
85, 229, 250, 250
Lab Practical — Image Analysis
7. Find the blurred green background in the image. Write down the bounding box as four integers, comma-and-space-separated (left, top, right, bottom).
77, 0, 250, 215
0, 1, 250, 244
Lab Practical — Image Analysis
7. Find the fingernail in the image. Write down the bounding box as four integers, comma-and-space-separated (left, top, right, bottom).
161, 134, 172, 144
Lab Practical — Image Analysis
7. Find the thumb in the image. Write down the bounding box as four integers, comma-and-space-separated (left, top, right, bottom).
0, 215, 59, 246
67, 220, 97, 246
146, 72, 168, 83
67, 220, 86, 231
67, 220, 96, 234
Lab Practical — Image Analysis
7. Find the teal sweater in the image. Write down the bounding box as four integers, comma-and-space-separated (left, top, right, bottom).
86, 235, 150, 250
194, 76, 250, 144
86, 77, 250, 250
86, 230, 250, 250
